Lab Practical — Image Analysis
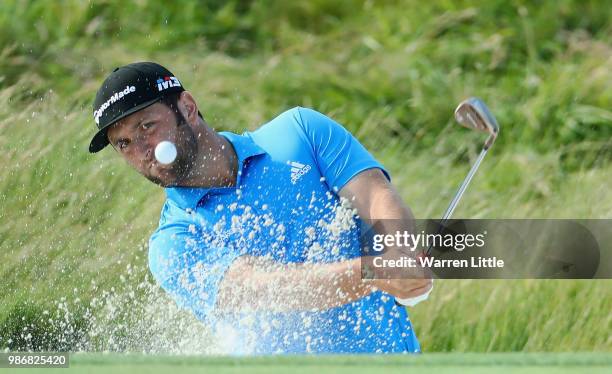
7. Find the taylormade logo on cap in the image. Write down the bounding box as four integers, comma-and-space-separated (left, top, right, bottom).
93, 85, 136, 125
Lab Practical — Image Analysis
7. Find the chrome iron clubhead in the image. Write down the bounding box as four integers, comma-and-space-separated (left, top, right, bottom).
455, 97, 499, 150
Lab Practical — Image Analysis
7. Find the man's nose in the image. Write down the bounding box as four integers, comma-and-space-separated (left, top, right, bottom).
136, 138, 153, 162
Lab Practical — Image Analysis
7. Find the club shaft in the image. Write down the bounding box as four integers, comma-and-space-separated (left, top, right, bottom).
425, 147, 488, 256
441, 147, 488, 222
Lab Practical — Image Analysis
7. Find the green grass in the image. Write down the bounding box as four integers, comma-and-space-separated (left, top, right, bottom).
10, 353, 612, 374
1, 0, 611, 353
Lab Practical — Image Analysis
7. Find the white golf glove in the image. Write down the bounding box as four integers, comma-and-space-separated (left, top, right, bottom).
395, 279, 434, 307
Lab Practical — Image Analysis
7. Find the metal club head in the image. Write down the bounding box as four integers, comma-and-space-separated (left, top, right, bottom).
454, 97, 499, 149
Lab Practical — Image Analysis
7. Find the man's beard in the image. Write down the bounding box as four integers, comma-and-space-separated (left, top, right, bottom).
146, 116, 198, 187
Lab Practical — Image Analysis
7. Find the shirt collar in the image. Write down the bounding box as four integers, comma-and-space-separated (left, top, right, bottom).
164, 132, 265, 210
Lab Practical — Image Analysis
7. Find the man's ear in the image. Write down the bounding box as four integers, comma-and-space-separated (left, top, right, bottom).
178, 91, 199, 125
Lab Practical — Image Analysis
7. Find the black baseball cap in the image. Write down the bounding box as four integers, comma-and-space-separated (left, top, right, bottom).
89, 62, 185, 153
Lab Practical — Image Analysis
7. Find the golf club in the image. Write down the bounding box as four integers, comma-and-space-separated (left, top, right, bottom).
425, 97, 500, 256
396, 98, 500, 307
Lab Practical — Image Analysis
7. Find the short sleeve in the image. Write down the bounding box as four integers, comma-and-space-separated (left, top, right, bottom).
148, 214, 241, 324
294, 107, 390, 191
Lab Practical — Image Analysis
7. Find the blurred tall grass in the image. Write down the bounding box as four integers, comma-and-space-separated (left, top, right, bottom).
0, 0, 611, 352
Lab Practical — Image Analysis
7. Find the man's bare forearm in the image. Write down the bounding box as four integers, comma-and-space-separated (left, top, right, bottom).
340, 169, 432, 297
340, 168, 416, 241
217, 256, 373, 312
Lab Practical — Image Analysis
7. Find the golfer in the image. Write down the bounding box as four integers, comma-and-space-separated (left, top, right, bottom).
89, 62, 432, 354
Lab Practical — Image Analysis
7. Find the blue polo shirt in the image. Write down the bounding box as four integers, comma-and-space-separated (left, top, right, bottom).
149, 107, 421, 354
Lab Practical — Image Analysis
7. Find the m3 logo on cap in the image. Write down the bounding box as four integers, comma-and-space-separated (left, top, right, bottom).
157, 76, 181, 92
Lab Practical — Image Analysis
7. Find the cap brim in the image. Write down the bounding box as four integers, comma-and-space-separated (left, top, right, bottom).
88, 97, 161, 153
88, 127, 112, 153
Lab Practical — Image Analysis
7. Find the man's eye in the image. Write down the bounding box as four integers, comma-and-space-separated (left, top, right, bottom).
142, 122, 154, 130
117, 140, 130, 150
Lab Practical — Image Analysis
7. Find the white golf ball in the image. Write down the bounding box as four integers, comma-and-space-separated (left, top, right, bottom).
154, 141, 177, 164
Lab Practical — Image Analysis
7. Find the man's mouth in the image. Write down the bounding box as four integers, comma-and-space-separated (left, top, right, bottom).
150, 161, 173, 177
150, 159, 166, 169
